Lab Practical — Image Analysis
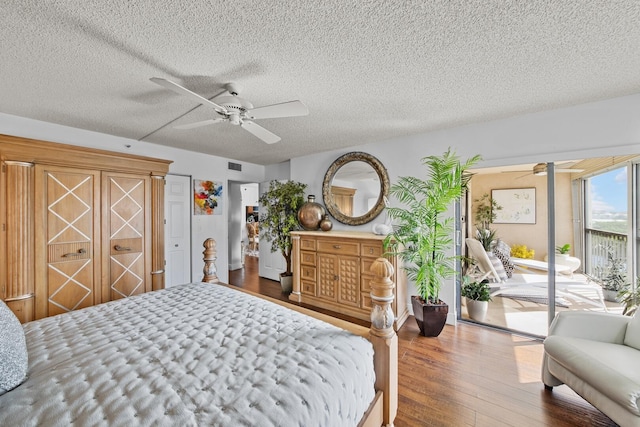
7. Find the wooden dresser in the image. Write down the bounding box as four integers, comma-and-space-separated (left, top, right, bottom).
290, 230, 408, 329
0, 135, 171, 322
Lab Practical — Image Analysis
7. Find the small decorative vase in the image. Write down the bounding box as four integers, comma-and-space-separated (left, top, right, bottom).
298, 195, 325, 230
319, 214, 333, 231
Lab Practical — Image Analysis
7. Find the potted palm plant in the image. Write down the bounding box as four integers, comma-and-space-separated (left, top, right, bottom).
474, 193, 501, 250
461, 276, 491, 322
258, 180, 307, 293
385, 148, 480, 337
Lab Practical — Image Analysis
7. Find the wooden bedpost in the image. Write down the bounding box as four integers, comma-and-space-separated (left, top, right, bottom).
369, 257, 398, 427
202, 238, 219, 283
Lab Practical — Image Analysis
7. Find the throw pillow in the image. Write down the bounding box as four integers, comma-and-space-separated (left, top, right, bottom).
494, 239, 511, 258
493, 240, 515, 278
624, 312, 640, 350
0, 300, 28, 395
487, 251, 508, 282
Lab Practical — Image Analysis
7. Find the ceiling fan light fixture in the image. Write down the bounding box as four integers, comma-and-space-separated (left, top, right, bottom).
229, 113, 241, 125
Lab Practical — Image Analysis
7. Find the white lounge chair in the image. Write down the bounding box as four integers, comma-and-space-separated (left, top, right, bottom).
465, 238, 503, 282
465, 238, 606, 309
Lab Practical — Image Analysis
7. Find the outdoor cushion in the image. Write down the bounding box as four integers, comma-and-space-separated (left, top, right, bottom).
493, 242, 514, 278
487, 252, 508, 282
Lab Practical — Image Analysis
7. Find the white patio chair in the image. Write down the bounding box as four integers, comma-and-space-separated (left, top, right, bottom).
465, 238, 606, 309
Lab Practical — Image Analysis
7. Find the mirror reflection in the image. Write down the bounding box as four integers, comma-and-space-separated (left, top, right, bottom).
331, 161, 381, 217
322, 152, 389, 225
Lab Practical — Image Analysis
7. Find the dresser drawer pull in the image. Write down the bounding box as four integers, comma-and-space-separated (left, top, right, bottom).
333, 245, 341, 249
62, 248, 86, 257
114, 245, 131, 251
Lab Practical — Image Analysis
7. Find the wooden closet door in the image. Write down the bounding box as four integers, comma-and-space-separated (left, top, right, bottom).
35, 166, 101, 319
102, 172, 151, 301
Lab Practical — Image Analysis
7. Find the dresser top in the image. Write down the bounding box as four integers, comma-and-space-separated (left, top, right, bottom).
291, 230, 389, 241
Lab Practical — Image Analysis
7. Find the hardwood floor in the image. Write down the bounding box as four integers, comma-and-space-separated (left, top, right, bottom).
229, 256, 617, 426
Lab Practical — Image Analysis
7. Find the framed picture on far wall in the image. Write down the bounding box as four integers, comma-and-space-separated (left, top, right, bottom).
492, 188, 536, 224
193, 180, 223, 215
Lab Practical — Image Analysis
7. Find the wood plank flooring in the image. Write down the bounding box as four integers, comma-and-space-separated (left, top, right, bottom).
229, 256, 617, 427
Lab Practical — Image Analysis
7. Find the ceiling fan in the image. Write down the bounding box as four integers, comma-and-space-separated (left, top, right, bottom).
531, 162, 584, 176
151, 77, 309, 144
503, 162, 584, 177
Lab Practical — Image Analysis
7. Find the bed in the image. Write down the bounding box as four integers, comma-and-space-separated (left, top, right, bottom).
0, 239, 398, 426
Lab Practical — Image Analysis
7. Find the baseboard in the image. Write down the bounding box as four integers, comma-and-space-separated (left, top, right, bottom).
229, 262, 244, 271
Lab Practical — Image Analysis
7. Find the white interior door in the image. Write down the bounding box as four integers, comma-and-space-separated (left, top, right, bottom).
164, 174, 192, 286
258, 181, 286, 281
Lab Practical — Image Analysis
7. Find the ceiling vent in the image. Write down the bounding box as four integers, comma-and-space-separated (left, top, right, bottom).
228, 162, 242, 171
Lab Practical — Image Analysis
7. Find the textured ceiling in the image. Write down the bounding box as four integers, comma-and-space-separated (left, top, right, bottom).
2, 1, 640, 165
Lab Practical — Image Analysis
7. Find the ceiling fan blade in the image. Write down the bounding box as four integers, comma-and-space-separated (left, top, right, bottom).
557, 168, 585, 173
241, 121, 281, 144
249, 100, 309, 119
150, 77, 228, 114
174, 119, 224, 130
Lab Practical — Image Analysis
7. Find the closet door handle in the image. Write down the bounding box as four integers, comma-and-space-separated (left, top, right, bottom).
62, 248, 86, 257
114, 245, 131, 251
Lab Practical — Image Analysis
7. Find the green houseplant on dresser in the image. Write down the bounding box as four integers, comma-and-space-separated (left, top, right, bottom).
385, 148, 480, 336
259, 180, 307, 293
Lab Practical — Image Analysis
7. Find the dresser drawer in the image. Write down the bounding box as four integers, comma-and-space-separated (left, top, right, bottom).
301, 281, 316, 296
301, 265, 316, 281
361, 258, 376, 276
361, 242, 383, 258
361, 292, 372, 310
317, 240, 360, 256
300, 251, 316, 266
300, 238, 316, 251
361, 276, 372, 292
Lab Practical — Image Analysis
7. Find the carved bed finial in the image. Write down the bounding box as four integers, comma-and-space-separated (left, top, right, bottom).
369, 257, 396, 337
202, 238, 219, 283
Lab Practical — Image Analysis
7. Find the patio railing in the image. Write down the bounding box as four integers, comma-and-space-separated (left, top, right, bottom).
584, 228, 628, 279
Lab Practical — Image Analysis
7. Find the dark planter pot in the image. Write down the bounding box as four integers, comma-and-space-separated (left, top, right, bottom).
280, 273, 293, 294
412, 295, 448, 337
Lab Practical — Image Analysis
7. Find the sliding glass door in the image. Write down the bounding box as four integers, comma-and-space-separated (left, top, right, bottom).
462, 156, 636, 337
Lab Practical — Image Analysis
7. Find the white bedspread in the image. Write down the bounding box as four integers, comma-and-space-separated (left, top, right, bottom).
0, 283, 376, 426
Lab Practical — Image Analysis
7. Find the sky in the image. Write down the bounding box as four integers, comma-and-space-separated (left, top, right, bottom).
589, 166, 627, 213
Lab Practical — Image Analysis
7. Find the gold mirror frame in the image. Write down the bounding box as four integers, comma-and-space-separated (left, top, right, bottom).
322, 152, 390, 226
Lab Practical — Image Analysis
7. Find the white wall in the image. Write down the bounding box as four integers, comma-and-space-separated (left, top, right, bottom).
291, 92, 640, 323
0, 112, 266, 284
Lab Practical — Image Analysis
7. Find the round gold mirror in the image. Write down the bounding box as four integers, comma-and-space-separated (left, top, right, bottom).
322, 152, 390, 226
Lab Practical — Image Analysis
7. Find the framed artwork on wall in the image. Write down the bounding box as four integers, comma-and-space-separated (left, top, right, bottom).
193, 180, 223, 215
492, 188, 536, 224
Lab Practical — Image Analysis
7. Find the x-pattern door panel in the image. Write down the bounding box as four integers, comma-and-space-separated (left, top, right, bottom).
103, 173, 151, 301
35, 166, 101, 318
